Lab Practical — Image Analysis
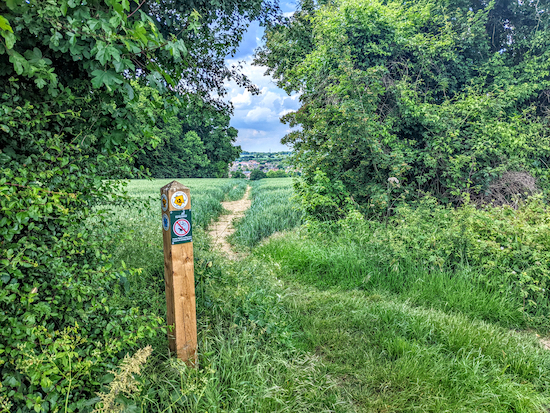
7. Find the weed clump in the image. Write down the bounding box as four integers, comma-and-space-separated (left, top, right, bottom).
94, 346, 153, 413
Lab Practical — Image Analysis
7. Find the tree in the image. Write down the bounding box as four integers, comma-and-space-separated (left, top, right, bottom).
0, 0, 279, 409
179, 102, 241, 177
250, 169, 267, 180
232, 170, 247, 178
266, 170, 287, 178
134, 88, 241, 178
257, 0, 550, 217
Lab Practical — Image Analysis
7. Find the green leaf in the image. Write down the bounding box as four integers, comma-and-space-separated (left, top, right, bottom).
9, 51, 29, 75
91, 69, 123, 90
123, 82, 134, 100
35, 78, 47, 89
88, 20, 100, 31
106, 45, 121, 62
94, 40, 107, 65
5, 0, 16, 10
3, 32, 15, 49
133, 24, 148, 45
0, 15, 13, 33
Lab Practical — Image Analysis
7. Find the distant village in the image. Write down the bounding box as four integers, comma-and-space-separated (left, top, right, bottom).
229, 151, 299, 179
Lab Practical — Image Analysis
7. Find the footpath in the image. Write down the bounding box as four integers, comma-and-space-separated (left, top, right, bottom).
207, 185, 251, 259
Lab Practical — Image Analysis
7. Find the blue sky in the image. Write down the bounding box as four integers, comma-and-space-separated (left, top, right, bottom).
224, 2, 299, 152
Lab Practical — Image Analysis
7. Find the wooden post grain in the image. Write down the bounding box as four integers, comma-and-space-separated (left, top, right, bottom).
160, 181, 197, 365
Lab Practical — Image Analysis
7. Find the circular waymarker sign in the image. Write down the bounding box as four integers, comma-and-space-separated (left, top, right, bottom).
161, 194, 168, 212
173, 219, 191, 237
162, 213, 169, 231
171, 191, 188, 209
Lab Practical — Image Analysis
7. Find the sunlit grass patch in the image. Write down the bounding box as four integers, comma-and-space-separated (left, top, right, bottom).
281, 284, 550, 412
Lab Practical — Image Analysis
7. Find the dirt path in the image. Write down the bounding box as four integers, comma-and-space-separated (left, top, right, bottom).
208, 186, 251, 259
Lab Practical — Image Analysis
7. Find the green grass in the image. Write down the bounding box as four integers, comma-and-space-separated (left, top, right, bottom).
224, 179, 248, 201
230, 178, 303, 248
123, 178, 242, 228
257, 230, 525, 329
282, 284, 550, 412
103, 178, 346, 412
102, 178, 550, 412
131, 259, 348, 412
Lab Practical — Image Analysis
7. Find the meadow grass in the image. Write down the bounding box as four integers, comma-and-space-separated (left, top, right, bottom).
104, 178, 347, 412
130, 257, 349, 412
223, 179, 248, 201
257, 230, 526, 329
279, 283, 550, 412
254, 228, 550, 411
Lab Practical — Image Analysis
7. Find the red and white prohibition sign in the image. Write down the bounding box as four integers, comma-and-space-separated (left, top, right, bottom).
173, 219, 191, 237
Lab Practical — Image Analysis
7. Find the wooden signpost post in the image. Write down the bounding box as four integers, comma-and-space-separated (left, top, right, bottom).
160, 181, 197, 366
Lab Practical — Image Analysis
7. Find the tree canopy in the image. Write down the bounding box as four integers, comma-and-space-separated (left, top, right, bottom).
136, 92, 241, 178
257, 0, 550, 217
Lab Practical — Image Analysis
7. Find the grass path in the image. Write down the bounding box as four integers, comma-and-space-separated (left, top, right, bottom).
279, 282, 550, 412
208, 185, 251, 259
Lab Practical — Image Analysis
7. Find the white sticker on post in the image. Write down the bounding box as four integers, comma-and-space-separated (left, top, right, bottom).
171, 191, 188, 209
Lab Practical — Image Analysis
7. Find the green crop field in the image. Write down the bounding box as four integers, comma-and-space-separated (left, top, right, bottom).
93, 177, 550, 413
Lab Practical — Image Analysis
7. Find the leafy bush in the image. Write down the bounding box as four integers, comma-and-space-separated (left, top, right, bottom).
294, 169, 355, 221
266, 170, 287, 178
259, 0, 550, 214
389, 196, 550, 316
231, 170, 247, 179
250, 169, 267, 180
0, 147, 163, 412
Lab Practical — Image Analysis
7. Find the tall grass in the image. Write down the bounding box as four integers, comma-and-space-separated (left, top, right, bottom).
102, 179, 550, 412
123, 178, 243, 228
258, 230, 526, 329
102, 178, 347, 412
257, 197, 550, 331
130, 259, 348, 412
224, 179, 248, 201
283, 284, 550, 412
231, 178, 302, 248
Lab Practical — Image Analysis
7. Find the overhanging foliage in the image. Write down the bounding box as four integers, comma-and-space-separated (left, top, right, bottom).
0, 0, 279, 410
257, 0, 550, 217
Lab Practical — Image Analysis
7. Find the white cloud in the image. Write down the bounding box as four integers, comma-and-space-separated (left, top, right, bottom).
225, 53, 300, 151
259, 89, 282, 108
230, 89, 252, 109
236, 128, 291, 152
245, 107, 276, 123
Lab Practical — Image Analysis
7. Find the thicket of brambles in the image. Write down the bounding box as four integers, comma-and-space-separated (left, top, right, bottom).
257, 0, 550, 216
0, 0, 278, 410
